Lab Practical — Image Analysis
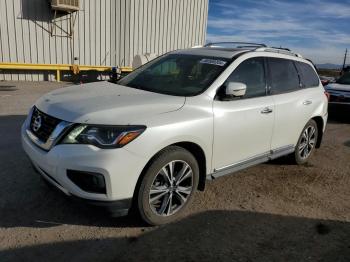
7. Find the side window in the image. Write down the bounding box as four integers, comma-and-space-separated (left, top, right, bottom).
295, 62, 320, 88
268, 58, 300, 94
226, 57, 266, 98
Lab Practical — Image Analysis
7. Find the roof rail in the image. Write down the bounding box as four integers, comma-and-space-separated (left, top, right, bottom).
255, 47, 303, 58
205, 42, 267, 48
271, 46, 291, 51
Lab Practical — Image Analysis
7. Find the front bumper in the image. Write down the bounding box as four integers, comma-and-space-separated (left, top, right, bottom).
21, 122, 148, 215
32, 162, 131, 216
327, 89, 350, 105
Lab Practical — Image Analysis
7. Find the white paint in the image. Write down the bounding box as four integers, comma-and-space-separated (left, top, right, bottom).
21, 48, 328, 206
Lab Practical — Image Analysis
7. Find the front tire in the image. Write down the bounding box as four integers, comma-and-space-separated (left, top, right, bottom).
293, 119, 318, 165
137, 146, 199, 225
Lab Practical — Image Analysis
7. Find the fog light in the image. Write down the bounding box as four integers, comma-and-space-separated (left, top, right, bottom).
67, 170, 106, 194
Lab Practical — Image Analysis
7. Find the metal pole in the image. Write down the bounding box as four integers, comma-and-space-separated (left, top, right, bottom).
342, 48, 347, 71
56, 70, 60, 82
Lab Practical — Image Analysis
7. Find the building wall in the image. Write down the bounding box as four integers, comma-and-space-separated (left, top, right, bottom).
0, 0, 208, 81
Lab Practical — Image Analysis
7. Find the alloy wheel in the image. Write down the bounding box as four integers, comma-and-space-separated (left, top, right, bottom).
298, 125, 316, 159
148, 160, 193, 216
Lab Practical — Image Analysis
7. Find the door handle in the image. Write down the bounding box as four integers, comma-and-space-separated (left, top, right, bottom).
261, 107, 273, 114
303, 100, 312, 105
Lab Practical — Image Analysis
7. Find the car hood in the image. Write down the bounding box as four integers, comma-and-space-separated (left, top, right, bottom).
35, 81, 185, 125
326, 83, 350, 91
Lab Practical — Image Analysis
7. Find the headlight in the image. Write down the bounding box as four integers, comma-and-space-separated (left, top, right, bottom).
61, 125, 146, 148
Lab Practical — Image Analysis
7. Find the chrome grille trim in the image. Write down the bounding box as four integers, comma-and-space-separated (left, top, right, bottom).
25, 107, 73, 151
30, 107, 61, 141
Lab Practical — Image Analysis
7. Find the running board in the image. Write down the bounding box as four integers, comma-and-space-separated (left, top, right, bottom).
208, 145, 295, 180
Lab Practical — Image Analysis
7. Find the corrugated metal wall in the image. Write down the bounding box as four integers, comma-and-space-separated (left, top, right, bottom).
0, 0, 208, 81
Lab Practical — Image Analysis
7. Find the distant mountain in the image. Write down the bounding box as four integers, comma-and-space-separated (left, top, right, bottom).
316, 63, 342, 70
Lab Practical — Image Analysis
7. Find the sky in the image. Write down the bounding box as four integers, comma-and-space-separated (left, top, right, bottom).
206, 0, 350, 64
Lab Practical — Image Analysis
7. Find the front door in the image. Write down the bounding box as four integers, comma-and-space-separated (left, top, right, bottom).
212, 57, 274, 172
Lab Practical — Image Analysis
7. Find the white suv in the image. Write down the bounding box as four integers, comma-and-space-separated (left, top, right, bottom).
22, 43, 328, 225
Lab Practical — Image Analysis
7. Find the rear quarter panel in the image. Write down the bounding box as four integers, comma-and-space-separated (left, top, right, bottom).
270, 86, 327, 150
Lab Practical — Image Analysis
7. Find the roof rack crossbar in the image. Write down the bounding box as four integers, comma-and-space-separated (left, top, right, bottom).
205, 42, 267, 48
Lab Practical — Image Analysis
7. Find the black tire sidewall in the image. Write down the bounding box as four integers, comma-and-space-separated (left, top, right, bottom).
137, 146, 199, 225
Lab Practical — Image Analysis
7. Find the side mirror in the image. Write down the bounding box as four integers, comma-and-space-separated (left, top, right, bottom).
225, 82, 247, 97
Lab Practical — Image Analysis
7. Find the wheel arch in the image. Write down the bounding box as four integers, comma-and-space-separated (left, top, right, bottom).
132, 141, 207, 206
171, 142, 207, 191
312, 116, 324, 148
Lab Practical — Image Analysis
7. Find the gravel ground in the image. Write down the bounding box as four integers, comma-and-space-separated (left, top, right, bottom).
0, 81, 349, 261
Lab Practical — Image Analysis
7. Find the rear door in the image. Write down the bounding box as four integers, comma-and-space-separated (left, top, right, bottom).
295, 61, 324, 112
212, 57, 275, 171
267, 58, 319, 150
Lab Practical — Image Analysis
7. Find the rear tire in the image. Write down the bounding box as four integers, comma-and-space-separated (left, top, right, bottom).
137, 146, 199, 225
293, 119, 318, 165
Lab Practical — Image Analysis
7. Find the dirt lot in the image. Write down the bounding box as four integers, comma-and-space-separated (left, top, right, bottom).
0, 81, 349, 261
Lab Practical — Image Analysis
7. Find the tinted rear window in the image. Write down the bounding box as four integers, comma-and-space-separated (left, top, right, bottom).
295, 62, 319, 88
268, 58, 300, 94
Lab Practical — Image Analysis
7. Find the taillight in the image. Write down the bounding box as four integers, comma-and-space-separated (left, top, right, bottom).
324, 91, 330, 101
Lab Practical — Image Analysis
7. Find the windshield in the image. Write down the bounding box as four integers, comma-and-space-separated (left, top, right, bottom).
117, 54, 230, 96
336, 73, 350, 85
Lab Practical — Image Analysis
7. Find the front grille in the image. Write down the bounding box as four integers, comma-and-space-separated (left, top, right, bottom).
30, 107, 61, 142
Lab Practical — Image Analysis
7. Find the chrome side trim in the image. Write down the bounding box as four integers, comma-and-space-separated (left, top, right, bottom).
214, 151, 270, 172
25, 108, 73, 151
209, 145, 294, 179
270, 145, 295, 160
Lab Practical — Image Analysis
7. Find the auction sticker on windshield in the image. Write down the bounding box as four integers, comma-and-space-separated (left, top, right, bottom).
199, 58, 227, 66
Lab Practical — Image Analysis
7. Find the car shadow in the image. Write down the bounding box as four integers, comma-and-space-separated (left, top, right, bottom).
0, 85, 17, 91
0, 115, 145, 229
267, 155, 296, 166
1, 210, 349, 262
328, 104, 350, 124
